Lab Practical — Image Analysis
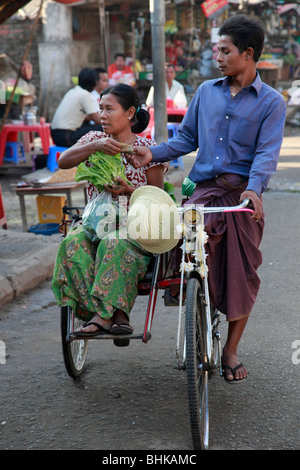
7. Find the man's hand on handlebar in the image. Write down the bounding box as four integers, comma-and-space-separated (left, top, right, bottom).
240, 190, 262, 222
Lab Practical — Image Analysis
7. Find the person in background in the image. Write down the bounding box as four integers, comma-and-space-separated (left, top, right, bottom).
108, 53, 135, 87
90, 67, 109, 109
50, 68, 102, 148
146, 63, 188, 108
131, 15, 286, 383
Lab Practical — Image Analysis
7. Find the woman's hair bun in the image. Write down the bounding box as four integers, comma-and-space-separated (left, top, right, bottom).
132, 107, 150, 134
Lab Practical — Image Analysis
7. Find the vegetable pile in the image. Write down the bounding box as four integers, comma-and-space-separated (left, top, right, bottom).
75, 151, 130, 191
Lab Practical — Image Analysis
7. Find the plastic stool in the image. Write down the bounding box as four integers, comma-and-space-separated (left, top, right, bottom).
4, 141, 26, 164
167, 122, 178, 139
167, 123, 184, 170
47, 145, 68, 172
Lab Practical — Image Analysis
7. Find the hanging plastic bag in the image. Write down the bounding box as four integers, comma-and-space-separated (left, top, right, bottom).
82, 191, 119, 243
182, 176, 196, 197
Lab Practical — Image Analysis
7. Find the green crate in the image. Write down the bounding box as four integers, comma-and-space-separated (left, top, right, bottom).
138, 72, 153, 80
176, 70, 189, 80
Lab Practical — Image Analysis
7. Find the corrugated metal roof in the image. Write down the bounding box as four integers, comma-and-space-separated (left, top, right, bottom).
16, 0, 91, 20
15, 0, 46, 20
0, 0, 31, 24
0, 0, 85, 24
0, 0, 48, 24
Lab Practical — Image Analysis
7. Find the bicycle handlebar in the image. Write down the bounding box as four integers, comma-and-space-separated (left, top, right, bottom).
179, 198, 254, 215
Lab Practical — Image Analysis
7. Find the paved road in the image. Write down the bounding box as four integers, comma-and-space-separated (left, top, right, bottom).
0, 189, 299, 451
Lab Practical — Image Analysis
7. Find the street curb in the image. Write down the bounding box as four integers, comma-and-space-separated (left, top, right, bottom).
0, 243, 58, 308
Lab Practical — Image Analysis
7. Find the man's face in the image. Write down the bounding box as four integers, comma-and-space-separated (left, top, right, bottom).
96, 73, 109, 92
166, 66, 175, 84
217, 35, 249, 76
115, 56, 126, 71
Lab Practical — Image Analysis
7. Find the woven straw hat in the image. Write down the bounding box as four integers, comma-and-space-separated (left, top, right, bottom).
127, 185, 181, 254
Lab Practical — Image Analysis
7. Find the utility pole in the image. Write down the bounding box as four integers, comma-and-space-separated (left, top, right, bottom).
150, 0, 168, 143
98, 0, 108, 70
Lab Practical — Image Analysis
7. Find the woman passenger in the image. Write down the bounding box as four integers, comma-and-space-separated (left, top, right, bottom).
52, 84, 167, 338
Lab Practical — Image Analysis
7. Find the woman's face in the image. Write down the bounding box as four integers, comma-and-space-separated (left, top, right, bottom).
99, 93, 134, 135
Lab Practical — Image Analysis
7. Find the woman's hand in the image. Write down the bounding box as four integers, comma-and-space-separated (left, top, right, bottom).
58, 137, 124, 169
95, 137, 123, 156
104, 177, 134, 196
240, 190, 263, 221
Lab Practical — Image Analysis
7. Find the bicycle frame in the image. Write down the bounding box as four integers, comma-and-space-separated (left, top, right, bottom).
174, 198, 254, 369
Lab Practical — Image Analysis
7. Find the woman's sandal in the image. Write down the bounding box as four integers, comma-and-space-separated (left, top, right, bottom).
110, 322, 134, 335
110, 321, 133, 347
75, 321, 110, 337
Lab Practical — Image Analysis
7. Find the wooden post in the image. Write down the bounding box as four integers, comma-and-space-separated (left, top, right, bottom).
0, 0, 44, 134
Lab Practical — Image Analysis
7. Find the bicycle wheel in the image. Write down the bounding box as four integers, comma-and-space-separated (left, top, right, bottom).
185, 276, 209, 450
61, 306, 88, 379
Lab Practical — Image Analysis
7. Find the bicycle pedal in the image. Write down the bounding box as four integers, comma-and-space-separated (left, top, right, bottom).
113, 338, 130, 347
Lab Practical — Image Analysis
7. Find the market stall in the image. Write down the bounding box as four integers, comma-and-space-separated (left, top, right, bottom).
228, 1, 300, 85
132, 0, 229, 103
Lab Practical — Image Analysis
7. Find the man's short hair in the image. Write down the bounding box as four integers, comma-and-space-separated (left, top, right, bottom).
78, 67, 97, 92
114, 53, 126, 60
218, 14, 265, 62
94, 67, 107, 78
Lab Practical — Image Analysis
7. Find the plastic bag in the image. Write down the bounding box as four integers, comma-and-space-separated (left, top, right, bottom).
82, 191, 119, 243
182, 176, 196, 197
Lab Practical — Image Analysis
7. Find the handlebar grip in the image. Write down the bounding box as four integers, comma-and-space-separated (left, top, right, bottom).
242, 198, 254, 210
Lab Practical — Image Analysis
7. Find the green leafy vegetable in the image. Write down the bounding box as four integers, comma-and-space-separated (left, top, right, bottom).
164, 181, 177, 203
75, 151, 131, 191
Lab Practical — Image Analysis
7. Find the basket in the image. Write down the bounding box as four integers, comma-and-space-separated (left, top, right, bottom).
28, 223, 60, 236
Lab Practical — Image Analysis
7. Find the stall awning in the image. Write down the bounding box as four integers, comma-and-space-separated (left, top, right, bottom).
277, 3, 300, 15
201, 0, 229, 18
0, 0, 88, 26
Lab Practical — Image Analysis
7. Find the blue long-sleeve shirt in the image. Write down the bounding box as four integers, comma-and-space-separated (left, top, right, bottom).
151, 73, 286, 196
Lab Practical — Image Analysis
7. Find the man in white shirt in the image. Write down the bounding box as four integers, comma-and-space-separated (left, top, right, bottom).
51, 68, 103, 147
146, 63, 188, 108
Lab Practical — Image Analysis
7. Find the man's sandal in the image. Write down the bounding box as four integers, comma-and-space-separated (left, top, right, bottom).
222, 363, 248, 384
